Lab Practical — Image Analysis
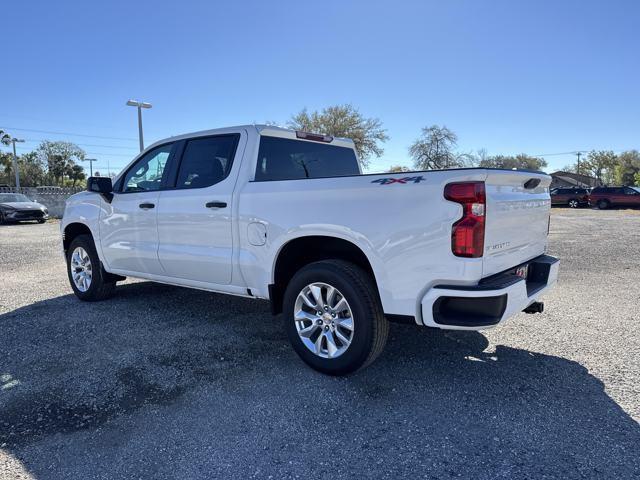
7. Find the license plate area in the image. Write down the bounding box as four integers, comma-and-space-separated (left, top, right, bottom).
514, 264, 529, 279
477, 254, 558, 295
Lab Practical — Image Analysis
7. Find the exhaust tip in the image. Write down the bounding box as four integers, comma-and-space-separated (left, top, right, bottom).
523, 301, 544, 314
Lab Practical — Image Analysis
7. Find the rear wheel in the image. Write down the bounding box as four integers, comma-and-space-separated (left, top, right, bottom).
66, 234, 116, 301
568, 199, 579, 208
283, 260, 388, 375
597, 199, 610, 210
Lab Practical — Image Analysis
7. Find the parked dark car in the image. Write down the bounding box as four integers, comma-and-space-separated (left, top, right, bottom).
588, 186, 640, 209
550, 187, 590, 208
0, 193, 49, 224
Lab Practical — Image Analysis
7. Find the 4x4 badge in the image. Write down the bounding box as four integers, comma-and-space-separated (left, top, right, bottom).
371, 176, 425, 185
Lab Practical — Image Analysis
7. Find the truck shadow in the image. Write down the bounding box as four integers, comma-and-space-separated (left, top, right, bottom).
1, 281, 639, 478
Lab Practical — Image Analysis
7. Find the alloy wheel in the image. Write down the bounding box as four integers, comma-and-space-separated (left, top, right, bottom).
70, 246, 93, 292
294, 282, 354, 359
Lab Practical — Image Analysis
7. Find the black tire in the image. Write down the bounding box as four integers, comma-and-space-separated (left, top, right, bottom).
597, 199, 610, 210
37, 219, 46, 224
568, 199, 579, 208
0, 212, 4, 225
282, 260, 388, 375
66, 234, 116, 301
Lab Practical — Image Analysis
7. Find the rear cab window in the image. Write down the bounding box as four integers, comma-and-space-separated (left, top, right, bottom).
254, 136, 360, 181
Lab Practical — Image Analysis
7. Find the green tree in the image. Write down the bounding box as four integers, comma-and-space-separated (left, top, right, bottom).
18, 151, 47, 186
68, 163, 86, 186
582, 150, 617, 184
0, 150, 49, 186
288, 104, 388, 169
409, 125, 472, 170
634, 171, 640, 187
0, 151, 14, 184
613, 150, 640, 186
478, 154, 548, 171
0, 129, 11, 146
36, 141, 85, 186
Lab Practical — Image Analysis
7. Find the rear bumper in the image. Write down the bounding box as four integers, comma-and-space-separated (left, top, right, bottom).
420, 254, 559, 330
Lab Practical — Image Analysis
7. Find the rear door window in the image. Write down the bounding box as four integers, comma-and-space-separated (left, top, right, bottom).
254, 136, 360, 181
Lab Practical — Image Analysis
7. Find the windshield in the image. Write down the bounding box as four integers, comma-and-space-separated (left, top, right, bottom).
0, 193, 31, 203
632, 187, 640, 194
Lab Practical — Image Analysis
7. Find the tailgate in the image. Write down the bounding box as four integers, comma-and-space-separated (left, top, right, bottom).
483, 171, 551, 277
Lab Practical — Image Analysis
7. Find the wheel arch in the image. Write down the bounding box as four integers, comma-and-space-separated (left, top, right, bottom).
269, 235, 380, 315
62, 222, 95, 254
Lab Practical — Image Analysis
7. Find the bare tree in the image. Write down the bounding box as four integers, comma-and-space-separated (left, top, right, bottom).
409, 125, 470, 170
289, 104, 388, 169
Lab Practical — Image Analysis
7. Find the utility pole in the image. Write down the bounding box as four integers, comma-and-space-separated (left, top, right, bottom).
126, 99, 153, 152
575, 152, 582, 176
83, 158, 97, 177
11, 138, 25, 189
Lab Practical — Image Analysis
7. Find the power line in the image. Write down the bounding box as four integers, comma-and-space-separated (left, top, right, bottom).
3, 144, 136, 158
0, 126, 138, 142
19, 138, 138, 151
0, 114, 135, 132
533, 151, 589, 157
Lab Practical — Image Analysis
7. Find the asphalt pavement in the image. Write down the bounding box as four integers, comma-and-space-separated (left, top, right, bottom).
1, 209, 639, 479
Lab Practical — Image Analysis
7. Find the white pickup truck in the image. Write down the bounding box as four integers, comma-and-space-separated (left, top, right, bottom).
61, 125, 559, 374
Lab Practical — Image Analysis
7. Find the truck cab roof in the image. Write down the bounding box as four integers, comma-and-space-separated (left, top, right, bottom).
145, 124, 356, 153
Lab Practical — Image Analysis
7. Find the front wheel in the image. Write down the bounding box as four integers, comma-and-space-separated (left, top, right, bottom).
66, 234, 116, 301
597, 199, 610, 210
568, 199, 579, 208
283, 260, 388, 375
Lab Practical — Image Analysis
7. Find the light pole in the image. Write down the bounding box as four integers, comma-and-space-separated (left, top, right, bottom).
83, 158, 97, 177
10, 138, 24, 189
126, 99, 152, 152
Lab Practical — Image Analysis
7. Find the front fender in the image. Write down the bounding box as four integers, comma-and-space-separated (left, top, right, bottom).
60, 192, 105, 264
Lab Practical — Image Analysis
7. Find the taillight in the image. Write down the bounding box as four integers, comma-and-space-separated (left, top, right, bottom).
444, 182, 486, 258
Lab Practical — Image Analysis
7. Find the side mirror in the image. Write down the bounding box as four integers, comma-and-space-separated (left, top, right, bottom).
87, 176, 114, 202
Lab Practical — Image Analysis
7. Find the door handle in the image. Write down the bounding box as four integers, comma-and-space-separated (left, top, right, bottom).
139, 203, 155, 209
206, 201, 227, 208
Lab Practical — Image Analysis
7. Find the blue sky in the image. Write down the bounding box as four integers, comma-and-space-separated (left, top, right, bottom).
1, 0, 638, 174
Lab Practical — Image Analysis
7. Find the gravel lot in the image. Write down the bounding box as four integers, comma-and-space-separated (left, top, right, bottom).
1, 209, 639, 479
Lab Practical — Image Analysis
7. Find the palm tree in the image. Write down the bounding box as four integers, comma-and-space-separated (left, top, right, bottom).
1, 132, 15, 186
0, 129, 12, 146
